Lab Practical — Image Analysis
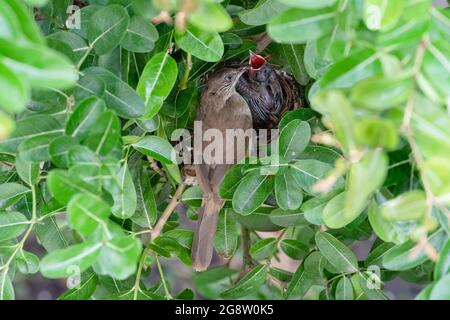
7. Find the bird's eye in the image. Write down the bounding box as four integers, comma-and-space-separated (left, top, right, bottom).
225, 75, 233, 81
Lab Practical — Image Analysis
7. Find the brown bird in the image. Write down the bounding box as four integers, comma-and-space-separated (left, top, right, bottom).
191, 53, 300, 271
192, 66, 252, 271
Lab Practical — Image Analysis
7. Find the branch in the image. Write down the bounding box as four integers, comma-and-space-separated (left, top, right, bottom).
150, 183, 186, 239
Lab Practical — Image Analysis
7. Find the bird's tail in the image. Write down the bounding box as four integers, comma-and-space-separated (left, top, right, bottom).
192, 195, 224, 271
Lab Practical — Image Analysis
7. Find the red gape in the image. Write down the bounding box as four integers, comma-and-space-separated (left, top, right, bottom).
249, 51, 267, 70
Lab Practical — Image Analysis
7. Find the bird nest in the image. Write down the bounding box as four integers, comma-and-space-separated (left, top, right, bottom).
202, 60, 305, 128
181, 61, 306, 184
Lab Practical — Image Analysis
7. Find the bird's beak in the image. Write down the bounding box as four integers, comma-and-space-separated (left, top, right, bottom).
249, 50, 266, 70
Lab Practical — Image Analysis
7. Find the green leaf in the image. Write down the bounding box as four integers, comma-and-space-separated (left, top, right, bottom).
279, 120, 311, 161
430, 274, 450, 300
0, 39, 77, 89
380, 190, 427, 222
219, 164, 253, 200
315, 232, 358, 273
47, 31, 87, 65
86, 111, 121, 156
231, 207, 282, 232
130, 165, 157, 228
110, 163, 137, 219
214, 209, 238, 259
434, 240, 450, 281
282, 44, 310, 85
280, 239, 308, 260
368, 200, 408, 244
324, 149, 387, 229
269, 208, 307, 227
189, 2, 233, 32
238, 0, 287, 26
18, 134, 57, 162
66, 96, 106, 141
232, 171, 274, 215
0, 183, 30, 209
40, 241, 102, 278
121, 16, 158, 53
312, 90, 356, 151
182, 186, 203, 208
301, 192, 338, 225
49, 135, 79, 168
291, 159, 337, 195
68, 193, 111, 236
268, 7, 336, 44
357, 272, 388, 300
0, 271, 14, 300
0, 114, 63, 153
0, 61, 29, 113
136, 52, 178, 119
2, 0, 45, 44
335, 276, 353, 300
47, 169, 100, 205
152, 236, 191, 265
382, 230, 447, 271
319, 48, 381, 89
77, 67, 145, 119
284, 254, 323, 299
58, 274, 97, 300
193, 267, 238, 299
0, 211, 29, 241
355, 117, 399, 149
132, 135, 176, 164
175, 25, 224, 62
412, 95, 450, 160
363, 0, 406, 31
86, 4, 130, 55
250, 238, 277, 260
15, 155, 40, 186
93, 236, 142, 280
421, 40, 450, 103
341, 149, 388, 227
221, 264, 268, 299
16, 250, 40, 274
275, 167, 303, 210
350, 75, 413, 111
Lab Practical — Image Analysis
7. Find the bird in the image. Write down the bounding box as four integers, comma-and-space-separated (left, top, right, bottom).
192, 66, 253, 271
236, 52, 284, 130
191, 52, 300, 271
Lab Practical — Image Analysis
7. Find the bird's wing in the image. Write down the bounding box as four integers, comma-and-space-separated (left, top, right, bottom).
195, 92, 252, 195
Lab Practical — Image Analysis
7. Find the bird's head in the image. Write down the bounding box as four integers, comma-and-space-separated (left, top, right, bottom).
207, 67, 248, 98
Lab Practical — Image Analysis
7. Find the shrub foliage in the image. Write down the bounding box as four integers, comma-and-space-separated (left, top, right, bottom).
0, 0, 449, 300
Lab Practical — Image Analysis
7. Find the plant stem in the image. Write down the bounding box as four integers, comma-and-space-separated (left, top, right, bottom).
155, 254, 172, 299
76, 45, 93, 70
133, 247, 150, 300
179, 53, 192, 90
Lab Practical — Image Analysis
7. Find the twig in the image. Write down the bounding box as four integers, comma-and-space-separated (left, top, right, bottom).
148, 157, 166, 177
150, 183, 186, 239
